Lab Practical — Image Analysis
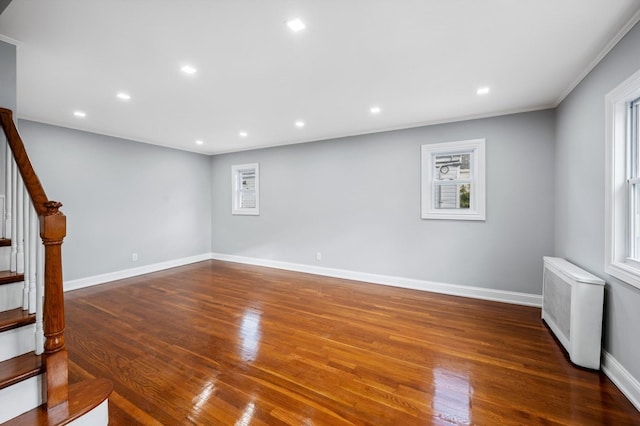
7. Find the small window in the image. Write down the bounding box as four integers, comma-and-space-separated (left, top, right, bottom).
232, 163, 259, 215
421, 139, 486, 220
605, 68, 640, 290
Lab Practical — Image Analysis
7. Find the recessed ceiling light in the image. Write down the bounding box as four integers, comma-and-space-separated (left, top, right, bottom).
370, 106, 381, 114
181, 65, 197, 75
477, 87, 490, 95
73, 111, 86, 118
239, 131, 248, 137
116, 92, 131, 101
287, 18, 306, 32
295, 120, 305, 128
195, 140, 204, 145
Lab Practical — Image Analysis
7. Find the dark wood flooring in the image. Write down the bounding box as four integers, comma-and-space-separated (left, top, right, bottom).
64, 260, 640, 425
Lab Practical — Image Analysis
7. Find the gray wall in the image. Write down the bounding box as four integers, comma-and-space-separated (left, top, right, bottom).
18, 120, 212, 282
555, 22, 640, 381
0, 40, 15, 194
0, 1, 12, 16
0, 40, 15, 111
211, 110, 556, 294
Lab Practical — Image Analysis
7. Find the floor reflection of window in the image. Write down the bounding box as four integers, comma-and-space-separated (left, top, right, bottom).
238, 310, 261, 362
191, 380, 216, 414
235, 401, 256, 426
432, 367, 471, 425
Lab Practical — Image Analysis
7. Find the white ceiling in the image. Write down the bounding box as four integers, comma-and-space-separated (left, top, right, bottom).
1, 1, 640, 155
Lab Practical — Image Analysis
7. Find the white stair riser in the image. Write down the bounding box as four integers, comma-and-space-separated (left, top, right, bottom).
68, 400, 109, 426
0, 323, 35, 362
0, 374, 43, 423
0, 247, 9, 271
0, 282, 23, 311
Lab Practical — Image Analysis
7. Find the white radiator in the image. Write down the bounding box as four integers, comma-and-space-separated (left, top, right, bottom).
542, 257, 605, 369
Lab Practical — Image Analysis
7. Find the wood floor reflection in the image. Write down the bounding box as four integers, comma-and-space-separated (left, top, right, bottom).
64, 260, 640, 425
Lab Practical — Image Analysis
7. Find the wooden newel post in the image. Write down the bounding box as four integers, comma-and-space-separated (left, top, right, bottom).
40, 201, 69, 409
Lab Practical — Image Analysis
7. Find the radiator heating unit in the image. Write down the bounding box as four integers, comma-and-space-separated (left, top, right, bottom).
541, 256, 605, 369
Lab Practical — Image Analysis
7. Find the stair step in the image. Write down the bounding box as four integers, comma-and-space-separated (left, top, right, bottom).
0, 271, 25, 286
3, 378, 113, 426
0, 352, 42, 390
0, 238, 11, 247
0, 309, 35, 333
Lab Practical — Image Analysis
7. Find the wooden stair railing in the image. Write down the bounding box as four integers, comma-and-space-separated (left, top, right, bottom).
0, 107, 68, 409
0, 107, 111, 419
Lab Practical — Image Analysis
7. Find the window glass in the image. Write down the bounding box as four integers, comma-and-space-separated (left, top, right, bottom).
421, 139, 485, 221
629, 99, 640, 260
604, 69, 640, 290
231, 163, 259, 215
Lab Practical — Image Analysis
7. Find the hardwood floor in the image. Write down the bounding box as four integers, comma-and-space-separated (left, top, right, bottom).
64, 260, 640, 425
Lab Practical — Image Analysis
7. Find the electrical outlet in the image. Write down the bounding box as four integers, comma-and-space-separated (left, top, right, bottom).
316, 251, 322, 261
132, 253, 138, 262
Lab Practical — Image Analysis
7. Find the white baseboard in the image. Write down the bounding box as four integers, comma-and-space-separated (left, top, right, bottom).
59, 252, 640, 412
62, 251, 542, 305
63, 254, 211, 292
602, 350, 640, 412
209, 252, 542, 307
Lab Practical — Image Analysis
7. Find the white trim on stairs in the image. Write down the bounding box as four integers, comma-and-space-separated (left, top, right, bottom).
0, 281, 22, 311
209, 252, 542, 307
602, 350, 640, 412
63, 254, 211, 292
0, 323, 35, 362
67, 400, 109, 426
0, 374, 43, 423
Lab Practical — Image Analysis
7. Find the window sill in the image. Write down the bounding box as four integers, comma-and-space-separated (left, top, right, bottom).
422, 210, 486, 221
232, 210, 260, 216
605, 261, 640, 290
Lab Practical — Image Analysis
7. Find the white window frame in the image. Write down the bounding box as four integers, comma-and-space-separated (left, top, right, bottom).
605, 68, 640, 290
421, 139, 486, 221
231, 163, 260, 216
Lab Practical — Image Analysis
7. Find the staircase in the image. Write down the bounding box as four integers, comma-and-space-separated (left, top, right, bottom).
0, 108, 111, 425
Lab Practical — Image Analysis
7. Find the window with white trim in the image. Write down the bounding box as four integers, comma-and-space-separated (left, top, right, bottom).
628, 98, 640, 260
605, 68, 640, 290
421, 139, 486, 220
232, 163, 259, 215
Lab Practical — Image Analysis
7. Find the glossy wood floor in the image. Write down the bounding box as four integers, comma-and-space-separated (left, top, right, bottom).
64, 260, 640, 425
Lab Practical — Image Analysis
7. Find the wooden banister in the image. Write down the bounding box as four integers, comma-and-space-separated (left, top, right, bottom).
0, 108, 49, 216
0, 107, 69, 408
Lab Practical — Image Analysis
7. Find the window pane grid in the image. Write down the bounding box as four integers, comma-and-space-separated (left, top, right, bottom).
629, 98, 640, 259
433, 152, 472, 182
421, 139, 485, 220
631, 99, 640, 179
432, 151, 473, 210
433, 183, 471, 209
604, 68, 640, 289
238, 170, 256, 209
231, 163, 259, 215
630, 182, 640, 259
